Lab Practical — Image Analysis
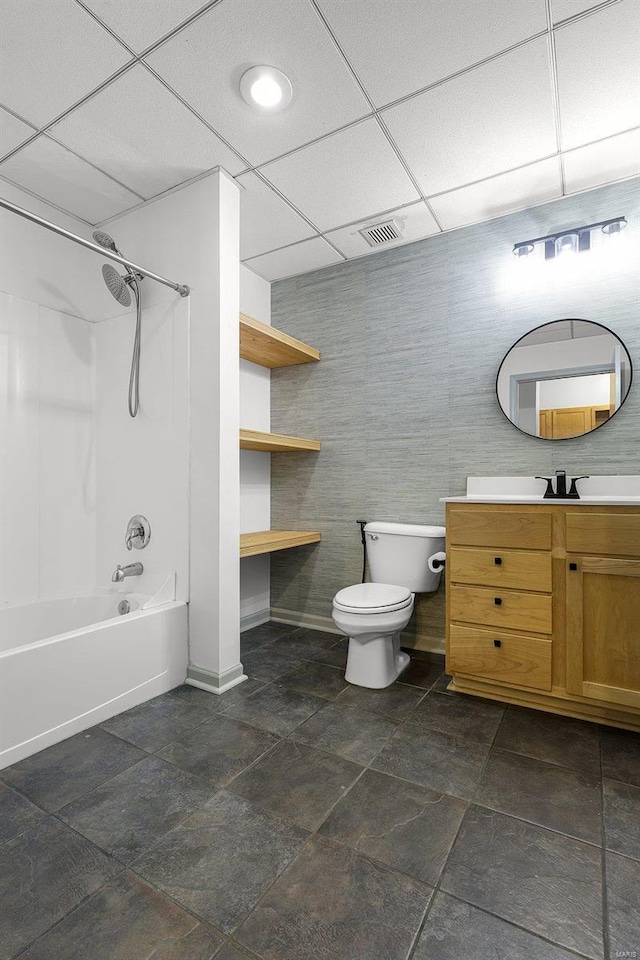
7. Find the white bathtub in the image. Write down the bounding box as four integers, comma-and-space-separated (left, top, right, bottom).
0, 592, 188, 769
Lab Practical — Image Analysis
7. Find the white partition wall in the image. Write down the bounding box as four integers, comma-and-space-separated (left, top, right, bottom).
186, 171, 243, 692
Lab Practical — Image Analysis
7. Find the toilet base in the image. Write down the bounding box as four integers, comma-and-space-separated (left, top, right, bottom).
345, 632, 410, 689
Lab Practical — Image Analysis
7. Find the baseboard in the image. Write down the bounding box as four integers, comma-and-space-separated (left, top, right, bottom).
270, 606, 446, 655
240, 608, 271, 633
270, 608, 342, 636
186, 663, 247, 695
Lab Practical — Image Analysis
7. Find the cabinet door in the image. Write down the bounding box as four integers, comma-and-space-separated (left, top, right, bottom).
566, 556, 640, 709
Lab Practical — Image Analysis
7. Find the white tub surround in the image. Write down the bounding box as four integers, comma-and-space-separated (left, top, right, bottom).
442, 475, 640, 505
0, 593, 187, 768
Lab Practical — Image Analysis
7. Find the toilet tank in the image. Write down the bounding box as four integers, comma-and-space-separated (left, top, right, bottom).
364, 521, 446, 593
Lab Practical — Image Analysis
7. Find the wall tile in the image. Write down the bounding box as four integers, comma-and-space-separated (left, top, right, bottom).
271, 178, 640, 637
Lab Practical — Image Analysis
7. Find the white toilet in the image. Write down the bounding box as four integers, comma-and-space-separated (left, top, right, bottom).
332, 521, 446, 689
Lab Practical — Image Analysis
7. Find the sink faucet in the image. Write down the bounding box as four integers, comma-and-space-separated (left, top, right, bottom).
535, 471, 589, 499
112, 562, 143, 582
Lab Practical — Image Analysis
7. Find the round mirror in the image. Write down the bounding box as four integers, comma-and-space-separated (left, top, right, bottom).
496, 319, 633, 440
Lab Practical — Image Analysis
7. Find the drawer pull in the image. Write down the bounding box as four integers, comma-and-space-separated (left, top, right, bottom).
494, 597, 502, 606
494, 557, 502, 565
493, 639, 502, 647
569, 562, 578, 571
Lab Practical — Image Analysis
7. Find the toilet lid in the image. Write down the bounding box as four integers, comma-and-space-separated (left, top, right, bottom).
333, 582, 413, 615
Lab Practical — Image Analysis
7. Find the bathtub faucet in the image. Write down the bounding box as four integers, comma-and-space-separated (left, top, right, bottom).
112, 562, 143, 582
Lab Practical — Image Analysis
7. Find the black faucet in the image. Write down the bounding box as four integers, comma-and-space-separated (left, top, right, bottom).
535, 471, 589, 499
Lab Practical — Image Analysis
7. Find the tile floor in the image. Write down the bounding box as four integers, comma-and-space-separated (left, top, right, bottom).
1, 621, 639, 960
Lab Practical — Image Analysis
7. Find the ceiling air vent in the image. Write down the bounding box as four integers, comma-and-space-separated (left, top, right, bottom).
359, 219, 403, 248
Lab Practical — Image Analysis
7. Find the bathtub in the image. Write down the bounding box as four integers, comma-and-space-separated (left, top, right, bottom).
0, 591, 188, 769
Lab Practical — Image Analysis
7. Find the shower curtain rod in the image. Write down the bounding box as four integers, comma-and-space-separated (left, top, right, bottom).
0, 197, 190, 297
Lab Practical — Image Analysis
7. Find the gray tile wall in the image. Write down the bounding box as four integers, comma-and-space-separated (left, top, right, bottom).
270, 178, 640, 644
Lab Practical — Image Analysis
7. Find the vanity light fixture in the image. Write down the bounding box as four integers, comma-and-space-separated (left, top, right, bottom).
240, 66, 293, 111
512, 217, 627, 260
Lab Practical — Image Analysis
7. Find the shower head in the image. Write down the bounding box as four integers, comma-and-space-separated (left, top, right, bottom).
92, 230, 120, 253
102, 264, 131, 307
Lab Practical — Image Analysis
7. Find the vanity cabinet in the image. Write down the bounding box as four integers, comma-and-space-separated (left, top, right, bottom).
446, 503, 640, 732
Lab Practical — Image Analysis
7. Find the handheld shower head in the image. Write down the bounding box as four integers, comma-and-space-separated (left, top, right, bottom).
102, 264, 131, 307
92, 230, 120, 253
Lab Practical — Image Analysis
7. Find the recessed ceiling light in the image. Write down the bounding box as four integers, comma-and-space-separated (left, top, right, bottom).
240, 66, 293, 111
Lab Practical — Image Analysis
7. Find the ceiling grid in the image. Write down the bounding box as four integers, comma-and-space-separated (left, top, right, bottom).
0, 0, 637, 280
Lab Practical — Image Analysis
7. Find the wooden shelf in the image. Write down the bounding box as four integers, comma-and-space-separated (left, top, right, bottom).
240, 530, 321, 558
240, 312, 320, 368
240, 429, 320, 453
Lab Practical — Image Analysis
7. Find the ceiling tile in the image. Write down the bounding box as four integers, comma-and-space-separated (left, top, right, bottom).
50, 64, 244, 200
382, 38, 557, 197
244, 237, 343, 281
236, 172, 315, 261
316, 0, 547, 106
146, 0, 370, 167
551, 0, 606, 23
555, 0, 640, 150
325, 202, 440, 258
0, 107, 36, 158
429, 157, 562, 230
0, 136, 139, 223
0, 0, 131, 127
81, 0, 208, 53
260, 118, 419, 231
563, 128, 640, 193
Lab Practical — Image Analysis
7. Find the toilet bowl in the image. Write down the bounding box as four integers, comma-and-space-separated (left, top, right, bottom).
333, 583, 414, 688
332, 521, 445, 689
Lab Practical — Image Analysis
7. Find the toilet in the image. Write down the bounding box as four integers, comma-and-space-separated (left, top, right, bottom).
332, 521, 446, 689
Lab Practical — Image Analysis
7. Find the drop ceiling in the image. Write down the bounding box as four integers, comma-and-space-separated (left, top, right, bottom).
0, 0, 638, 282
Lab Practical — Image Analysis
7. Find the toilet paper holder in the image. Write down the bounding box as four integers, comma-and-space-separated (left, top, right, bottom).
428, 551, 446, 572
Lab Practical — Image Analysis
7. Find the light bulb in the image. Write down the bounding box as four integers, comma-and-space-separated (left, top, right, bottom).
555, 233, 579, 257
250, 75, 283, 107
602, 218, 627, 239
240, 66, 293, 111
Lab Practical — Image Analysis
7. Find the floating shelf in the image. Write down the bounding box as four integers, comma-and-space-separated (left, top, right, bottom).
240, 312, 320, 368
240, 429, 321, 453
240, 530, 322, 558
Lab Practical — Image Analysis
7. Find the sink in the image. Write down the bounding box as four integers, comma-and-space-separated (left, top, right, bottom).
440, 476, 640, 505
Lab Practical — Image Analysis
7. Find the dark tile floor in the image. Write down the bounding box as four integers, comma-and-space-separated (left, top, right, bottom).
1, 621, 639, 960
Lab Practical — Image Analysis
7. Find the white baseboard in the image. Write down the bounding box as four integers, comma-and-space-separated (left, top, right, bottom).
270, 608, 342, 636
240, 608, 271, 633
186, 663, 247, 695
270, 606, 445, 656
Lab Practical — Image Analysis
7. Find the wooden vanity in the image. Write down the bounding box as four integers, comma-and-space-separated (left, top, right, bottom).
445, 501, 640, 732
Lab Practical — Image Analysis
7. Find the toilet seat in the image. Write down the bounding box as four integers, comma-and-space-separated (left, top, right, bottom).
333, 582, 412, 615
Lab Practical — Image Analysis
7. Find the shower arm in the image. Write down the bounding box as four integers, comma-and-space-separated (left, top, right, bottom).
0, 197, 190, 297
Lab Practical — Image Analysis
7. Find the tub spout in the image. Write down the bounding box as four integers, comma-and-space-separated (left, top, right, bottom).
112, 562, 143, 582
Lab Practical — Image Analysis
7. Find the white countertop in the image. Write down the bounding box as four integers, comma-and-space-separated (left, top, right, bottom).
439, 476, 640, 507
441, 496, 640, 505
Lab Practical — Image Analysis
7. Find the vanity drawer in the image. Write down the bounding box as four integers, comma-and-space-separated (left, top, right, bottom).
449, 584, 553, 634
448, 509, 552, 550
566, 512, 640, 558
448, 624, 552, 691
449, 546, 552, 591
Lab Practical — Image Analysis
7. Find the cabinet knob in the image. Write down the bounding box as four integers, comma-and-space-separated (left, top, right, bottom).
494, 639, 502, 648
494, 557, 502, 565
494, 597, 502, 606
569, 562, 578, 571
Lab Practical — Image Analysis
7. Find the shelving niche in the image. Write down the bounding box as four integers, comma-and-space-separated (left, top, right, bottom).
239, 313, 321, 557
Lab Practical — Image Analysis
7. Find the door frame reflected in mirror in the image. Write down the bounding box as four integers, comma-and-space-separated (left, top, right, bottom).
496, 319, 633, 441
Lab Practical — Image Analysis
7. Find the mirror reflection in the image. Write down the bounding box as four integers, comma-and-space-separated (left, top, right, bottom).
496, 319, 633, 440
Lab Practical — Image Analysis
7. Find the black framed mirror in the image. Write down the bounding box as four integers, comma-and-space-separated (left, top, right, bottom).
496, 319, 633, 440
